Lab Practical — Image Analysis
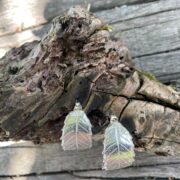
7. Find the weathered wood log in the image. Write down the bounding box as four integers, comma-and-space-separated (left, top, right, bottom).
0, 6, 180, 157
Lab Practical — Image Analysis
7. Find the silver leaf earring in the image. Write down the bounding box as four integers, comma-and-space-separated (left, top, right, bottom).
102, 115, 135, 170
61, 102, 92, 150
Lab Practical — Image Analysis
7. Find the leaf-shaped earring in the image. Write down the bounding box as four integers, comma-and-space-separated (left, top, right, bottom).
102, 115, 135, 170
61, 102, 92, 150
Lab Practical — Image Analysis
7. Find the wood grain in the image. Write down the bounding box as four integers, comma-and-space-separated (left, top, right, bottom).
0, 141, 180, 178
0, 0, 140, 37
1, 174, 82, 180
133, 50, 180, 88
73, 164, 180, 178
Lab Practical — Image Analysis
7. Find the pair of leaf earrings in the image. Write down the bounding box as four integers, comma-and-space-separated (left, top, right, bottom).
61, 102, 135, 170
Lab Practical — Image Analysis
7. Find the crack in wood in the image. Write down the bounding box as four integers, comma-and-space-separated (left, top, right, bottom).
92, 89, 180, 112
118, 99, 131, 120
1, 161, 180, 179
110, 6, 180, 27
133, 47, 180, 59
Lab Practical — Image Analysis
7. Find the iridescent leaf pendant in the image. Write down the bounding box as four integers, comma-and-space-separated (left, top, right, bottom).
102, 115, 135, 170
61, 102, 92, 150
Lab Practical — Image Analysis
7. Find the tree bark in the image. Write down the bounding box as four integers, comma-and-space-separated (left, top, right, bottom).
0, 6, 179, 154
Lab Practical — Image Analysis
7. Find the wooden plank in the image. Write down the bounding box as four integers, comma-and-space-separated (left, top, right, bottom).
96, 0, 180, 25
133, 50, 180, 88
99, 0, 180, 57
0, 141, 180, 178
0, 24, 50, 48
113, 18, 180, 57
1, 0, 180, 47
73, 164, 180, 178
0, 141, 102, 176
0, 0, 139, 37
0, 0, 179, 48
1, 174, 84, 180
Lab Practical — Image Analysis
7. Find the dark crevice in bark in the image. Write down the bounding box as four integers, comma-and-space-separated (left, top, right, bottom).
93, 89, 128, 99
93, 89, 180, 112
137, 92, 180, 112
118, 99, 131, 121
36, 94, 66, 127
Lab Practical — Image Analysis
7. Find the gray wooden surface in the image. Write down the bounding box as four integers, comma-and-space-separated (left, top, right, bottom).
0, 0, 180, 89
0, 140, 180, 179
0, 0, 140, 37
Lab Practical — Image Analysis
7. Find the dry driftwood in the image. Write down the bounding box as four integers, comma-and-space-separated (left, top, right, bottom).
0, 6, 180, 157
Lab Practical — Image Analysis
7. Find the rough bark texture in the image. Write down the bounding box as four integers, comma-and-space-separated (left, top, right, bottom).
0, 6, 180, 156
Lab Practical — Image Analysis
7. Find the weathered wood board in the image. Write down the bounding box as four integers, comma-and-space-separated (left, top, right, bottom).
0, 141, 180, 179
0, 0, 180, 88
0, 0, 140, 37
3, 174, 85, 180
